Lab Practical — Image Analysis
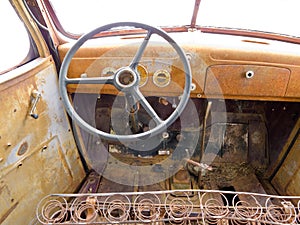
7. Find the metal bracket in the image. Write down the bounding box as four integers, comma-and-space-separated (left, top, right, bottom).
29, 90, 41, 119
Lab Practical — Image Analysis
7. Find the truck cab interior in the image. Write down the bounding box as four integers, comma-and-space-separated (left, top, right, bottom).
0, 0, 299, 224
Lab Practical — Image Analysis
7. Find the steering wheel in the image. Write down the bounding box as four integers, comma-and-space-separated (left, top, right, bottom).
59, 22, 192, 143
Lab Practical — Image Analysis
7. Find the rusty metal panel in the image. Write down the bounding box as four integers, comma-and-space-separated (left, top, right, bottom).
0, 58, 85, 224
205, 65, 290, 97
272, 130, 300, 196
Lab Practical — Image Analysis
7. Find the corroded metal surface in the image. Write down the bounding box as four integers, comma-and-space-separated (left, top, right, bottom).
205, 65, 290, 97
78, 171, 101, 194
272, 127, 300, 197
36, 190, 300, 224
0, 60, 85, 224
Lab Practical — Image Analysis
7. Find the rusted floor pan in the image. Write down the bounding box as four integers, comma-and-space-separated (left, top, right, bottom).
33, 100, 300, 224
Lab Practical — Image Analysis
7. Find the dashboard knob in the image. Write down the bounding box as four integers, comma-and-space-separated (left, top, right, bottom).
245, 70, 254, 79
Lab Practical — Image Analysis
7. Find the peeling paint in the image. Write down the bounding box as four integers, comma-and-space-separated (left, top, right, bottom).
0, 60, 85, 224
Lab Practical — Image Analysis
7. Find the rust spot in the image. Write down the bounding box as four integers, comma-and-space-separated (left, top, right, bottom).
173, 169, 190, 184
175, 170, 189, 181
17, 142, 28, 156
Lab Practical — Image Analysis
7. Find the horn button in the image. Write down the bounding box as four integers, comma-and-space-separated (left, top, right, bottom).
115, 68, 137, 90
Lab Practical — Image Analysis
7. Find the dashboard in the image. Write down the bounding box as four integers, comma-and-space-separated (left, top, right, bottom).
58, 32, 300, 102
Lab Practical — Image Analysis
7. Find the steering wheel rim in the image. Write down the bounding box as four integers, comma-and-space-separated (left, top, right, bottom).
59, 22, 192, 142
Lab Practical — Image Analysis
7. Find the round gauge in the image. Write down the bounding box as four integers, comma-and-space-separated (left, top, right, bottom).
102, 67, 116, 76
137, 64, 148, 87
153, 69, 171, 87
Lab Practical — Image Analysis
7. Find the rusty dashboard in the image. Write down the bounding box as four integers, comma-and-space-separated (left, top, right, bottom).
58, 32, 300, 102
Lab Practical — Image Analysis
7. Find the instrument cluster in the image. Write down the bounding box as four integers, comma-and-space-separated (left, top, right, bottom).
101, 61, 173, 88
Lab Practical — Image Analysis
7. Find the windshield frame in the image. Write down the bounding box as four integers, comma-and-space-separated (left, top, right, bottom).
42, 0, 300, 44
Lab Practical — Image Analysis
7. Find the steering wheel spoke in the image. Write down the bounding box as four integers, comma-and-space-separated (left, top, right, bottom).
130, 30, 152, 69
132, 88, 163, 126
65, 75, 115, 85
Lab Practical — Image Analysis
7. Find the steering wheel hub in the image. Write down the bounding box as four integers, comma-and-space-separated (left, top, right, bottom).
115, 67, 138, 90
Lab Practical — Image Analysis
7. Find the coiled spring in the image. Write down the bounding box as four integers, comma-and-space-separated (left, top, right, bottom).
36, 189, 300, 224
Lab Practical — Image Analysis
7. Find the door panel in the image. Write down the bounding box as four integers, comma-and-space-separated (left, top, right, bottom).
0, 57, 85, 224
